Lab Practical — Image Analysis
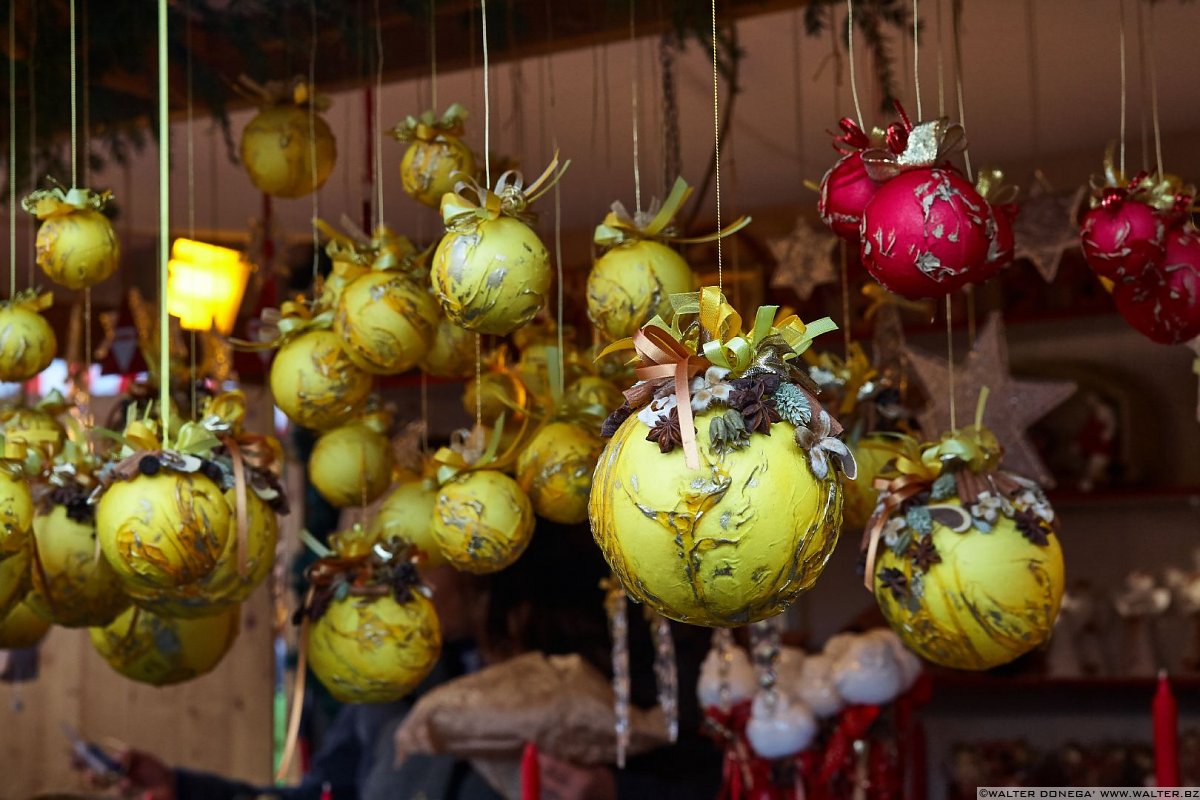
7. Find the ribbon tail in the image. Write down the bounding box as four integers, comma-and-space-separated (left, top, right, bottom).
861, 515, 883, 592
225, 436, 250, 579
675, 363, 700, 469
275, 598, 311, 783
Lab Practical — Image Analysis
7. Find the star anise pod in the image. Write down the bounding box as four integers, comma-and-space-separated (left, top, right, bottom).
911, 535, 941, 572
730, 378, 781, 435
645, 407, 686, 454
729, 375, 782, 407
1015, 510, 1051, 546
601, 401, 634, 439
879, 567, 910, 602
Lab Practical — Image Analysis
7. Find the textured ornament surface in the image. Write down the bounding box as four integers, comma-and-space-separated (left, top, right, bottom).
0, 542, 31, 619
1080, 199, 1164, 282
89, 604, 240, 686
335, 271, 438, 374
516, 421, 602, 525
270, 329, 371, 430
586, 241, 695, 342
419, 314, 477, 378
309, 423, 395, 508
240, 106, 337, 198
431, 470, 534, 574
818, 152, 879, 241
369, 480, 445, 567
400, 136, 476, 208
590, 408, 843, 627
0, 470, 32, 554
26, 507, 129, 627
1112, 228, 1200, 344
0, 601, 51, 649
0, 305, 57, 382
35, 208, 120, 289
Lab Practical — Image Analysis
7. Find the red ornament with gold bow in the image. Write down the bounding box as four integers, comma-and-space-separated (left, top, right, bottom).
817, 117, 897, 242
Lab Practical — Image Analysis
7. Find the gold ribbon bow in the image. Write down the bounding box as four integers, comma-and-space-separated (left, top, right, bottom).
231, 297, 334, 351
236, 75, 331, 111
804, 342, 878, 416
861, 118, 968, 183
975, 168, 1019, 206
593, 176, 752, 249
629, 326, 710, 469
441, 152, 570, 231
391, 102, 468, 143
1, 287, 53, 313
432, 414, 533, 485
22, 182, 112, 219
316, 216, 416, 273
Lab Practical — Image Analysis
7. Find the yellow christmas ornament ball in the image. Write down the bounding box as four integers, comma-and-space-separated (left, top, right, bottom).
35, 208, 120, 290
368, 479, 445, 567
431, 217, 551, 335
432, 470, 534, 574
462, 370, 526, 426
0, 302, 56, 382
0, 601, 52, 649
240, 106, 337, 199
0, 470, 32, 554
400, 136, 476, 208
590, 408, 843, 627
842, 435, 906, 530
96, 471, 232, 590
89, 604, 240, 686
25, 507, 129, 628
0, 542, 31, 620
309, 422, 394, 508
516, 421, 602, 525
419, 314, 476, 378
564, 376, 626, 417
587, 241, 695, 342
335, 271, 438, 375
270, 329, 372, 431
873, 498, 1065, 671
124, 489, 278, 618
1, 406, 67, 459
307, 589, 441, 704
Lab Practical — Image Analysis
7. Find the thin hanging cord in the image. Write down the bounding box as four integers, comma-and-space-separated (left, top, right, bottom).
186, 0, 196, 416
1118, 0, 1127, 178
82, 0, 93, 427
935, 0, 945, 115
81, 0, 89, 185
912, 0, 922, 120
26, 7, 35, 286
630, 0, 642, 213
69, 0, 77, 185
430, 0, 438, 110
946, 295, 956, 430
374, 0, 385, 226
950, 0, 972, 180
546, 0, 564, 392
481, 0, 492, 186
846, 0, 865, 131
8, 0, 16, 299
1147, 1, 1163, 178
309, 0, 320, 292
474, 335, 482, 428
157, 0, 170, 446
711, 0, 722, 290
1135, 0, 1149, 170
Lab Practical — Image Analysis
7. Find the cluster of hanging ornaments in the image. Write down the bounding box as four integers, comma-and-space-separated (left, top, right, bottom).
1079, 155, 1200, 344
819, 107, 1015, 299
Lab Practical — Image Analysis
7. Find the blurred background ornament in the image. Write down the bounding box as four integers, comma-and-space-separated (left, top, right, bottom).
1113, 571, 1172, 677
1012, 181, 1085, 283
768, 217, 839, 301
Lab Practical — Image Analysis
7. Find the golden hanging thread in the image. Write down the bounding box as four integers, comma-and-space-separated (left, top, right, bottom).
374, 0, 385, 226
157, 0, 171, 446
846, 0, 865, 131
481, 0, 492, 186
8, 0, 16, 299
429, 0, 438, 110
630, 0, 642, 213
912, 0, 922, 120
1147, 1, 1164, 178
950, 0, 973, 180
936, 0, 946, 116
309, 0, 320, 294
70, 0, 78, 186
1117, 0, 1127, 178
711, 0, 723, 290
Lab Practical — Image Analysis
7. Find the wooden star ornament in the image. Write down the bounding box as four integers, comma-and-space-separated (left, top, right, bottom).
768, 217, 839, 301
1012, 183, 1085, 283
905, 313, 1077, 487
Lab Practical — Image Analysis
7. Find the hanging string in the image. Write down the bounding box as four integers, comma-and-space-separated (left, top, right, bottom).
186, 0, 196, 416
26, 6, 35, 287
69, 0, 77, 185
545, 0, 564, 393
950, 0, 973, 180
710, 0, 723, 290
1134, 0, 1149, 170
309, 0, 320, 293
912, 0, 922, 120
846, 0, 865, 131
373, 0, 385, 227
429, 0, 438, 110
157, 0, 170, 446
1024, 0, 1039, 161
81, 0, 89, 185
481, 0, 492, 187
81, 0, 93, 427
1147, 1, 1163, 179
1117, 0, 1127, 178
945, 295, 956, 430
8, 0, 16, 300
630, 0, 642, 213
935, 0, 946, 116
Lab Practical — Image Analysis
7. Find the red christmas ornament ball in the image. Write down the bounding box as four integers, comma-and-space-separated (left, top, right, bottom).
819, 152, 879, 241
1112, 228, 1200, 344
1080, 197, 1165, 282
979, 202, 1017, 283
859, 168, 994, 299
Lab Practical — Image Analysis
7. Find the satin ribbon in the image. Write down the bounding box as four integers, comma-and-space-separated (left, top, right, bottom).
1, 288, 53, 314
230, 298, 334, 351
593, 176, 752, 249
631, 326, 710, 468
222, 436, 250, 579
275, 588, 311, 783
441, 152, 570, 231
316, 217, 416, 273
861, 117, 968, 183
21, 184, 111, 219
1091, 146, 1197, 214
236, 74, 330, 111
391, 102, 468, 142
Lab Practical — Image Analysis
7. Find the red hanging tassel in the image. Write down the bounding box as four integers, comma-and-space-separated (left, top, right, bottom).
520, 741, 541, 800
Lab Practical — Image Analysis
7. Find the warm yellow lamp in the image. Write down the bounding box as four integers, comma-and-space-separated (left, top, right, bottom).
167, 238, 251, 334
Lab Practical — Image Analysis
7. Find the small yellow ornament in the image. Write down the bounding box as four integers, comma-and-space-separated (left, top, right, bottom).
89, 604, 240, 686
0, 291, 57, 382
22, 186, 119, 290
587, 241, 695, 342
25, 506, 129, 628
270, 329, 372, 431
842, 435, 906, 530
309, 418, 394, 508
872, 496, 1064, 671
369, 479, 445, 567
516, 421, 602, 525
335, 271, 438, 375
392, 104, 477, 208
308, 589, 441, 704
96, 470, 232, 590
432, 469, 534, 574
0, 469, 33, 555
239, 80, 337, 198
0, 542, 31, 620
419, 314, 476, 378
591, 408, 843, 627
0, 601, 52, 649
0, 404, 67, 461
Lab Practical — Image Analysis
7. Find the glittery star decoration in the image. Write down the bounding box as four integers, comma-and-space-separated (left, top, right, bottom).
1012, 182, 1086, 283
768, 217, 840, 301
905, 313, 1077, 486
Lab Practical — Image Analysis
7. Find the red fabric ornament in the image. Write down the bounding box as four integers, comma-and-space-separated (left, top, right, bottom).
1113, 228, 1200, 344
819, 152, 879, 242
1080, 193, 1165, 282
859, 168, 994, 299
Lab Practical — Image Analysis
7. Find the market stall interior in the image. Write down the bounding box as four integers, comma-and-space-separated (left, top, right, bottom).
0, 0, 1199, 797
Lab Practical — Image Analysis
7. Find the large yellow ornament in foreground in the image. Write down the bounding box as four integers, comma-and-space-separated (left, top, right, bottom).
517, 421, 602, 525
90, 605, 240, 686
591, 408, 843, 627
0, 293, 57, 382
308, 590, 441, 704
432, 470, 534, 574
26, 507, 129, 628
270, 329, 372, 431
